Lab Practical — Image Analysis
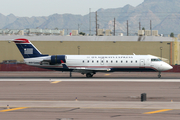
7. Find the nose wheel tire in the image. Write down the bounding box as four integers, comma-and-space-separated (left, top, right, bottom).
158, 72, 161, 78
158, 75, 161, 78
86, 73, 93, 78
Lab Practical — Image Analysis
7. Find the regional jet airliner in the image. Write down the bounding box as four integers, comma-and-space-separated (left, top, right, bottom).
13, 38, 173, 78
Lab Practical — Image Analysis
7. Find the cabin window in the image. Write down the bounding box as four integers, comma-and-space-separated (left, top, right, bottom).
82, 60, 84, 63
136, 60, 137, 63
97, 60, 99, 63
116, 61, 118, 63
126, 61, 128, 63
131, 61, 133, 63
92, 60, 94, 63
87, 60, 89, 63
111, 60, 113, 63
106, 60, 108, 63
121, 61, 123, 63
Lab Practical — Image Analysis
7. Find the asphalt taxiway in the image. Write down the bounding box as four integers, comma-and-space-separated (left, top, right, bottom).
1, 72, 180, 120
0, 71, 180, 79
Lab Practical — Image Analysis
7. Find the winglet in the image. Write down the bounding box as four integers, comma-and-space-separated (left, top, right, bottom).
62, 64, 69, 69
61, 60, 69, 69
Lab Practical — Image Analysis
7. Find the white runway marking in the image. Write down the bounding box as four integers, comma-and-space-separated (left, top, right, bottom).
0, 101, 179, 109
0, 79, 180, 82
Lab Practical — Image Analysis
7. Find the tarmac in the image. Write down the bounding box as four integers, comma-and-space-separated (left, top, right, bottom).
0, 71, 180, 78
0, 72, 180, 120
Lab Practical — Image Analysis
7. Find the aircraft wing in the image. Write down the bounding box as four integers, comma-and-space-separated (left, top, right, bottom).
71, 67, 111, 73
72, 67, 110, 71
61, 64, 111, 72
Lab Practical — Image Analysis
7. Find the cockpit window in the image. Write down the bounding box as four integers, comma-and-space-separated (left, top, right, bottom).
151, 59, 162, 62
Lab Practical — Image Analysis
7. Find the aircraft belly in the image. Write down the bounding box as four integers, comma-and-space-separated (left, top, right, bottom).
111, 67, 157, 72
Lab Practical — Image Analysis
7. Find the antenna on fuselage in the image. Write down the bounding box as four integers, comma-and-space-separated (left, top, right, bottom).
133, 53, 136, 55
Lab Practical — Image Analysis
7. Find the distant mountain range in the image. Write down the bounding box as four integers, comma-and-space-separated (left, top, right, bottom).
1, 0, 180, 35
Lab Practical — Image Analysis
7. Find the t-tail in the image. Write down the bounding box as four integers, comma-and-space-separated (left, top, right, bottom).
13, 38, 48, 58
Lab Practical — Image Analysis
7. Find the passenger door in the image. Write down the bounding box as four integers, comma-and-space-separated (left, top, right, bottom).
140, 59, 145, 67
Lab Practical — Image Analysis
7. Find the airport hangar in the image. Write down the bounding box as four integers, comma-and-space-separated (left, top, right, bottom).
0, 35, 179, 65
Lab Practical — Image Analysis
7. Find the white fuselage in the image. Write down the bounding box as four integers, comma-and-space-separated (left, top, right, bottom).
24, 55, 172, 72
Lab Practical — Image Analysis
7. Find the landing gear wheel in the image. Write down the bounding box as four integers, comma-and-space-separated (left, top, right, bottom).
158, 75, 161, 78
158, 72, 161, 78
86, 73, 93, 78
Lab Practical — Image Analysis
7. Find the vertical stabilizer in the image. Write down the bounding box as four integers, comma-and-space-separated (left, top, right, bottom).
13, 38, 48, 58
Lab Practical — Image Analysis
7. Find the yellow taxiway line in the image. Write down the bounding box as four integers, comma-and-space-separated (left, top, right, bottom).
0, 107, 28, 112
51, 81, 61, 84
104, 74, 110, 76
144, 109, 172, 114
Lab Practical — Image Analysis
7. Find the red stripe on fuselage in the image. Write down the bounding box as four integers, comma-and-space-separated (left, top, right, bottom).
32, 65, 158, 71
14, 38, 30, 43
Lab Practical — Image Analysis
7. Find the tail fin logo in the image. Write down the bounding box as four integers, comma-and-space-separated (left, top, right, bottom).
13, 38, 48, 58
24, 48, 33, 54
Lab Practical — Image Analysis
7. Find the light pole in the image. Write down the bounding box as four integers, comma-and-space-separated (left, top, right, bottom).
77, 46, 80, 55
160, 47, 163, 60
78, 24, 81, 34
167, 43, 171, 64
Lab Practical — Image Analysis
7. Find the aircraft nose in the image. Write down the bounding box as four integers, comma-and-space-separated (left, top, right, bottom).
164, 64, 173, 70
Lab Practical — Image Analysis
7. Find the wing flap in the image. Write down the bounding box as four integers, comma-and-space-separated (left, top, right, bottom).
70, 67, 111, 72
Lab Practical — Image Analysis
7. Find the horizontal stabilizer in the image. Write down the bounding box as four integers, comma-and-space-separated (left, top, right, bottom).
13, 39, 30, 43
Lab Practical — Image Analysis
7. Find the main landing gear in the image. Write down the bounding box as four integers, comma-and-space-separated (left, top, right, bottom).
86, 73, 93, 78
85, 72, 96, 78
158, 72, 161, 78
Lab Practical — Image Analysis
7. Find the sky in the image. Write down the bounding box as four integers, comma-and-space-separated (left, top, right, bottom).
0, 0, 144, 17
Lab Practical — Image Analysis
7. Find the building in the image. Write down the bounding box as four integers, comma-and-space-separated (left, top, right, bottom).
138, 30, 158, 36
0, 35, 178, 65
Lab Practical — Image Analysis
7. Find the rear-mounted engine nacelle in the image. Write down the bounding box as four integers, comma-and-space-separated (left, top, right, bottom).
50, 55, 66, 65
